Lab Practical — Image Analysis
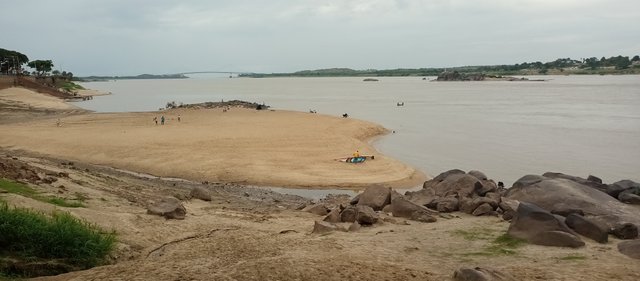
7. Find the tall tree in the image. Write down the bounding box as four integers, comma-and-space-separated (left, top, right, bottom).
0, 48, 29, 74
27, 60, 54, 76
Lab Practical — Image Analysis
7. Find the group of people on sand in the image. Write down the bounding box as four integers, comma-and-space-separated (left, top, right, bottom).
152, 114, 181, 125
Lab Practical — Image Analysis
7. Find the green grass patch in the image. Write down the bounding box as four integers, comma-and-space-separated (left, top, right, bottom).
559, 254, 587, 261
459, 232, 527, 257
60, 81, 85, 92
0, 200, 116, 277
0, 178, 84, 208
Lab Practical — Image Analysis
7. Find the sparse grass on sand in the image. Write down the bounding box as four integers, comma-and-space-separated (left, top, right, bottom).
453, 227, 527, 256
559, 254, 587, 261
0, 178, 84, 208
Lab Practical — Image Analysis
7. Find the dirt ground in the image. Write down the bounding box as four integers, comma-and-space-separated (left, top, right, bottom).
1, 87, 639, 280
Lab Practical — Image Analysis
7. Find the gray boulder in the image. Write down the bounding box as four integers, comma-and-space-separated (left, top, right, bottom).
511, 174, 546, 189
302, 204, 330, 216
468, 170, 488, 180
190, 186, 212, 201
529, 231, 586, 248
472, 203, 495, 216
618, 187, 640, 204
312, 221, 337, 234
357, 185, 391, 211
587, 175, 603, 184
542, 172, 610, 194
505, 176, 640, 231
323, 208, 342, 223
460, 197, 498, 214
611, 223, 638, 239
349, 194, 360, 205
498, 198, 520, 221
453, 266, 515, 281
433, 174, 481, 198
507, 202, 584, 248
431, 169, 466, 182
391, 197, 437, 223
147, 197, 187, 220
410, 210, 438, 223
404, 187, 436, 207
618, 240, 640, 259
565, 214, 608, 243
609, 180, 640, 198
340, 206, 358, 223
355, 205, 378, 225
435, 197, 459, 213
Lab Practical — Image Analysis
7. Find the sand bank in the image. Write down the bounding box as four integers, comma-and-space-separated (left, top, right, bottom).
0, 87, 81, 110
0, 88, 424, 189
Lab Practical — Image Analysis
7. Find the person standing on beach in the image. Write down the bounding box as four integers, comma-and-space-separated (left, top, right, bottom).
153, 117, 158, 125
161, 115, 165, 125
178, 114, 181, 122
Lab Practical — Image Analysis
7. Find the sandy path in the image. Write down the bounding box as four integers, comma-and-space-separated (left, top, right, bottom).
0, 104, 424, 189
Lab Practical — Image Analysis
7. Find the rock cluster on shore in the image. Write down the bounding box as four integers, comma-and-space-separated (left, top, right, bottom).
301, 168, 640, 260
165, 100, 270, 110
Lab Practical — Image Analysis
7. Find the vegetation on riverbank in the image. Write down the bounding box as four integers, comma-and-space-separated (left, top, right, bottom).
60, 81, 85, 92
240, 55, 640, 77
76, 73, 188, 81
0, 199, 116, 277
0, 178, 85, 208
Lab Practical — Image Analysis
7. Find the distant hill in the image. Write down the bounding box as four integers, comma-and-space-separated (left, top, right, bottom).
76, 73, 188, 81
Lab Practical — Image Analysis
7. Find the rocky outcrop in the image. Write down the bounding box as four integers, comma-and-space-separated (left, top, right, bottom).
312, 220, 338, 234
507, 202, 584, 248
436, 71, 486, 81
407, 169, 501, 216
302, 204, 330, 216
356, 185, 391, 211
147, 197, 187, 219
390, 197, 437, 222
505, 174, 640, 230
611, 223, 638, 240
565, 214, 608, 243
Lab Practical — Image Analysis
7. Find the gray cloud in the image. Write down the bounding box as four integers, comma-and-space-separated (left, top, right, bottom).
2, 0, 638, 75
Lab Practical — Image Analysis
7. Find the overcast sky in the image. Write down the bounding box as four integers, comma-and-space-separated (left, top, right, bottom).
2, 0, 639, 76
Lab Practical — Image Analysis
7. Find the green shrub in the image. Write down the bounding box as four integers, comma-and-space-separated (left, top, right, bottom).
0, 201, 116, 271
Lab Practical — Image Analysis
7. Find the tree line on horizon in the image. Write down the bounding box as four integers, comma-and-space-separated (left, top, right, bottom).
242, 54, 640, 77
3, 47, 638, 78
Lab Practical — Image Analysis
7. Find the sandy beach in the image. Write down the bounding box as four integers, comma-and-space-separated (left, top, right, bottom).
0, 87, 424, 189
1, 86, 639, 280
